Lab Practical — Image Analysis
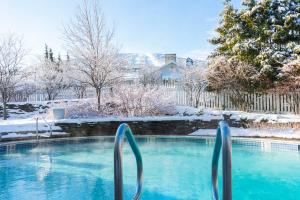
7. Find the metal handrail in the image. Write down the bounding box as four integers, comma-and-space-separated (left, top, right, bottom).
114, 123, 143, 200
42, 117, 53, 137
35, 115, 53, 140
212, 121, 232, 200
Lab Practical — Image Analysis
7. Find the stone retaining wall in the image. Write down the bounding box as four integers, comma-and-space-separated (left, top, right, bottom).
55, 118, 242, 137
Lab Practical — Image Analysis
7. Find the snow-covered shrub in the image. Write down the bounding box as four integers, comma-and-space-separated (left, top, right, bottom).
54, 85, 176, 118
280, 59, 300, 87
175, 106, 204, 116
276, 59, 300, 114
207, 56, 259, 92
207, 56, 259, 111
48, 99, 114, 119
64, 99, 101, 119
112, 85, 176, 117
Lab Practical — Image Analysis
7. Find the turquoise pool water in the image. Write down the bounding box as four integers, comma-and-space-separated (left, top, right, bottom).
0, 137, 300, 200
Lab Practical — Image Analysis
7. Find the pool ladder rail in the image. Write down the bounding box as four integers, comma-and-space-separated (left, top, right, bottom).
35, 115, 53, 140
113, 121, 231, 200
212, 121, 232, 200
114, 123, 143, 200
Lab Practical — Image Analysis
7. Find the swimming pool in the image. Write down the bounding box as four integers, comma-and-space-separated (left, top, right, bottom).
0, 136, 300, 200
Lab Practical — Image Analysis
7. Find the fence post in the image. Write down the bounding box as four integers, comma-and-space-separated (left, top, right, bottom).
276, 93, 280, 114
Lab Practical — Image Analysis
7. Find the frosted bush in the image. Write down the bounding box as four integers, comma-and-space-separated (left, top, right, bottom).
175, 106, 204, 116
112, 85, 176, 117
54, 85, 176, 118
64, 99, 102, 119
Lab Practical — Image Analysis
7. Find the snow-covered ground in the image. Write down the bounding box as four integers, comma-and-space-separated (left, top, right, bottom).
1, 132, 68, 139
0, 118, 61, 133
205, 108, 300, 123
52, 106, 300, 124
1, 104, 300, 140
177, 106, 300, 124
0, 117, 65, 140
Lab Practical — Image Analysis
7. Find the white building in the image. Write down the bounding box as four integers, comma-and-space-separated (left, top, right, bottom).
120, 53, 206, 83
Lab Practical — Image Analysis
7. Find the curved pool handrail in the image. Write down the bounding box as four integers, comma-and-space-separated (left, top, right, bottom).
212, 121, 232, 200
114, 123, 143, 200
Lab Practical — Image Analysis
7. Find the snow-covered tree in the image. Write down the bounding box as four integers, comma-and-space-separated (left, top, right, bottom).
35, 57, 68, 100
139, 63, 161, 86
49, 48, 54, 62
13, 67, 36, 101
65, 61, 89, 99
0, 33, 26, 119
180, 66, 207, 108
45, 44, 49, 60
210, 0, 300, 89
207, 56, 259, 110
63, 0, 122, 110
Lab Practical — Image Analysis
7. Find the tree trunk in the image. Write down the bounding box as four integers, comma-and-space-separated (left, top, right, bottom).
80, 87, 86, 99
195, 93, 200, 108
96, 88, 101, 111
3, 101, 7, 120
1, 90, 8, 120
47, 92, 52, 101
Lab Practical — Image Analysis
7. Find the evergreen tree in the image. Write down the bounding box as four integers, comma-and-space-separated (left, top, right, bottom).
45, 44, 49, 60
57, 53, 62, 65
210, 0, 239, 58
66, 53, 70, 62
49, 48, 54, 62
242, 0, 256, 8
210, 0, 300, 90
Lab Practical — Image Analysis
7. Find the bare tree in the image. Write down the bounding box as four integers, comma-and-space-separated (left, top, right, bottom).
0, 33, 26, 120
70, 81, 89, 99
61, 58, 89, 99
63, 0, 122, 110
139, 63, 161, 86
181, 66, 207, 107
35, 57, 68, 100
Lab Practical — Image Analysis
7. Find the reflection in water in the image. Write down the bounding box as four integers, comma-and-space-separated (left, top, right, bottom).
36, 155, 52, 181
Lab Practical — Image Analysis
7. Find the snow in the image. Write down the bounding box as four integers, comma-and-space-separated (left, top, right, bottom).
0, 118, 61, 134
202, 108, 300, 123
1, 132, 68, 139
190, 128, 300, 139
175, 106, 202, 116
2, 102, 300, 140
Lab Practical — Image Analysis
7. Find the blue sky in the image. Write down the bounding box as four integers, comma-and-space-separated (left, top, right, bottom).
0, 0, 241, 61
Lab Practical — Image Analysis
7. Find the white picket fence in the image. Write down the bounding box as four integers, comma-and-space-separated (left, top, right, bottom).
12, 88, 97, 102
140, 85, 300, 114
10, 86, 300, 114
195, 92, 300, 114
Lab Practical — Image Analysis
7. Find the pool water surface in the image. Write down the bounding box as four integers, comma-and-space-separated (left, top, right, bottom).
0, 137, 300, 200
